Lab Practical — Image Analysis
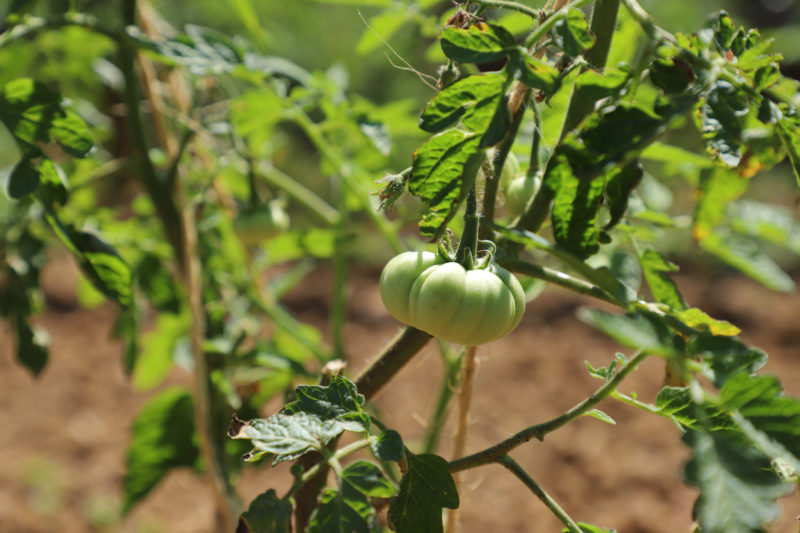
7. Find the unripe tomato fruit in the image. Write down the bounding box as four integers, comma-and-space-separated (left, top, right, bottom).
233, 202, 290, 245
379, 251, 526, 346
503, 174, 539, 218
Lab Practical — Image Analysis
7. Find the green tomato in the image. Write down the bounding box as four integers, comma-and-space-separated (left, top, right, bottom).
503, 174, 539, 218
379, 251, 526, 346
232, 202, 290, 245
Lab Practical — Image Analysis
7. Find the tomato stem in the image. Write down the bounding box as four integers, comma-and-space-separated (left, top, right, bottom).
455, 187, 479, 269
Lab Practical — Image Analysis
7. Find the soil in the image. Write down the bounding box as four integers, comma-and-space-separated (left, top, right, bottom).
1, 252, 799, 533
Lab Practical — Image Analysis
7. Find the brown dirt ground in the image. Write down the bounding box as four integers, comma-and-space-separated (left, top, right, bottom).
1, 252, 800, 533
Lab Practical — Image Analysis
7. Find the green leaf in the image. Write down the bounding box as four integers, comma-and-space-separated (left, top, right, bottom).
14, 317, 48, 377
699, 232, 795, 292
693, 169, 749, 240
638, 248, 686, 310
238, 489, 292, 533
641, 142, 715, 170
440, 23, 516, 63
684, 428, 791, 533
689, 333, 766, 388
371, 429, 404, 462
655, 387, 732, 431
228, 412, 344, 464
342, 460, 397, 498
132, 311, 190, 391
720, 374, 800, 473
122, 387, 199, 513
775, 110, 800, 188
649, 54, 695, 95
551, 8, 595, 57
47, 217, 133, 305
410, 128, 483, 238
419, 73, 507, 135
34, 158, 68, 208
7, 153, 40, 199
603, 159, 643, 232
695, 81, 747, 167
516, 52, 561, 95
388, 452, 459, 533
0, 78, 93, 157
674, 308, 740, 336
728, 199, 800, 253
575, 65, 631, 100
282, 375, 368, 432
562, 523, 617, 533
584, 409, 616, 425
308, 487, 369, 533
577, 308, 677, 357
547, 151, 607, 258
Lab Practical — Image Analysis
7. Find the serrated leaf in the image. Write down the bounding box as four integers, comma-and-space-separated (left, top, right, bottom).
440, 23, 516, 63
122, 387, 199, 513
684, 428, 791, 533
699, 232, 795, 292
585, 409, 616, 425
282, 375, 368, 431
720, 374, 800, 473
371, 429, 404, 462
689, 333, 766, 388
419, 73, 507, 134
552, 8, 595, 57
655, 387, 732, 430
229, 412, 344, 464
14, 317, 48, 377
0, 78, 93, 157
388, 452, 458, 533
342, 460, 397, 498
638, 248, 686, 310
577, 308, 677, 357
410, 128, 483, 238
238, 489, 292, 533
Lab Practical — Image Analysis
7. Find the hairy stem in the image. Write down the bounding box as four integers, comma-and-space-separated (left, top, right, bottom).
468, 0, 542, 19
424, 344, 465, 454
449, 350, 647, 472
498, 455, 583, 533
445, 346, 478, 533
499, 257, 618, 305
456, 188, 479, 268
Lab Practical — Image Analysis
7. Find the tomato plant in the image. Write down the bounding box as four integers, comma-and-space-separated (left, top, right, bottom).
3, 0, 800, 532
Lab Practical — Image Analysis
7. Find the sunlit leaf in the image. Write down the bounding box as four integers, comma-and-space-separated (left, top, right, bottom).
552, 8, 595, 57
440, 22, 516, 63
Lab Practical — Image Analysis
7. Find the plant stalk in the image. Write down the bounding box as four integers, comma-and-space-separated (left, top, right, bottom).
449, 350, 647, 472
498, 455, 583, 533
455, 188, 480, 268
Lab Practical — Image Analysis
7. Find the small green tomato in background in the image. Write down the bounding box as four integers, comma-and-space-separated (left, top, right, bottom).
232, 201, 290, 245
503, 174, 540, 218
379, 251, 526, 346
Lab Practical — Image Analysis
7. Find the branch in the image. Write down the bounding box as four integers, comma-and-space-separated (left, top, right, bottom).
449, 350, 648, 472
498, 455, 583, 533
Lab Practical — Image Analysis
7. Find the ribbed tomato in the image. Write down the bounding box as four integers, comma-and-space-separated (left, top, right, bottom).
379, 251, 525, 345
